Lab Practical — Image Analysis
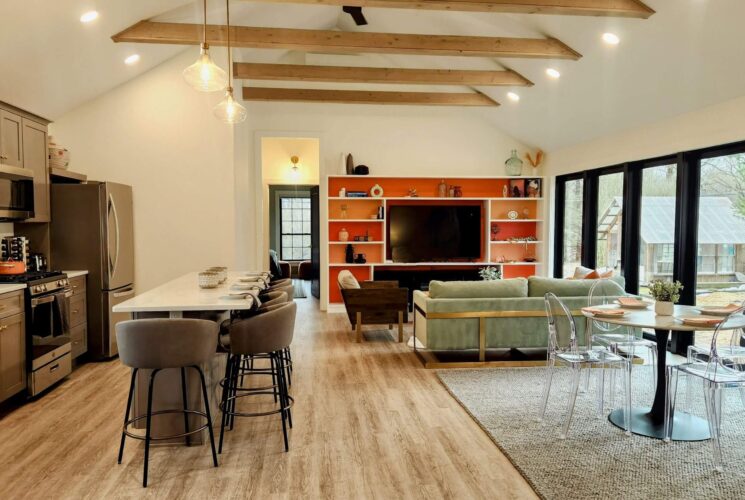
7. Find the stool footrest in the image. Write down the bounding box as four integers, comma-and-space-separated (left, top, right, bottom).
124, 409, 211, 441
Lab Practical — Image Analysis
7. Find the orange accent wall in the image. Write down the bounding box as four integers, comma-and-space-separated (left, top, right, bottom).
330, 177, 517, 198
490, 199, 539, 219
329, 221, 383, 242
329, 266, 371, 303
329, 243, 384, 264
502, 264, 537, 279
329, 199, 382, 219
491, 221, 538, 240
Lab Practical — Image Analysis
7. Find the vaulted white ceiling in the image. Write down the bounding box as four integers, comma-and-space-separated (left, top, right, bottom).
3, 0, 745, 151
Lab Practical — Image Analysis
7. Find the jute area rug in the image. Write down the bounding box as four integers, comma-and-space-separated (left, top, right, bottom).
436, 366, 745, 500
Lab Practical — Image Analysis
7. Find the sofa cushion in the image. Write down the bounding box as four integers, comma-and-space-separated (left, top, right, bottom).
527, 276, 626, 298
428, 278, 528, 299
572, 265, 594, 279
338, 270, 360, 289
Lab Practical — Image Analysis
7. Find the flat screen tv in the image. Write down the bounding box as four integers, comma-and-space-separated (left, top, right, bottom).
388, 205, 482, 262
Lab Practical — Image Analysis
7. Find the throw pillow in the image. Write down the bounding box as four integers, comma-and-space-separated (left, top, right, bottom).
338, 270, 360, 289
572, 266, 593, 279
584, 270, 600, 279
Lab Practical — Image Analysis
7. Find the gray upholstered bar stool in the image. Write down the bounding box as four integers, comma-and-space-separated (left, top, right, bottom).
116, 319, 219, 487
219, 301, 297, 453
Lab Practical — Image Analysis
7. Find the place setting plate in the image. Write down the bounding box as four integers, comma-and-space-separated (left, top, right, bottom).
582, 304, 628, 319
614, 298, 652, 310
220, 292, 254, 300
693, 305, 741, 317
673, 315, 725, 328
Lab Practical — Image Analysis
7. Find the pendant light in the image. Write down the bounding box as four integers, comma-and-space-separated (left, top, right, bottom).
183, 0, 228, 92
213, 0, 247, 124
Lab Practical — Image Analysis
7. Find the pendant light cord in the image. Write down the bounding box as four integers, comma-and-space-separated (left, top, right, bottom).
203, 0, 207, 46
226, 0, 232, 84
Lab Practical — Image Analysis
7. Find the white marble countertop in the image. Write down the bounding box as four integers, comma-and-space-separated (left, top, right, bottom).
0, 283, 26, 294
64, 270, 89, 279
113, 272, 264, 313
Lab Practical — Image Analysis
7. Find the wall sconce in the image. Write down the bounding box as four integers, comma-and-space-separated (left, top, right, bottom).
289, 155, 301, 182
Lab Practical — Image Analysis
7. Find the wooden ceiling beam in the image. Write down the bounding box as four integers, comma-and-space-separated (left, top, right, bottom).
242, 0, 654, 18
234, 62, 533, 86
241, 87, 500, 106
112, 21, 581, 60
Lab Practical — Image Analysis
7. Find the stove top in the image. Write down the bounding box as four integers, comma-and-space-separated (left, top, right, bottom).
0, 271, 66, 285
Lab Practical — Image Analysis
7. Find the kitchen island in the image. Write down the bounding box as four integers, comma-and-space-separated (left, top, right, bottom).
113, 271, 264, 444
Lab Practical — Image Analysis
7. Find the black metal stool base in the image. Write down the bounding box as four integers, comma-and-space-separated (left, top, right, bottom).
608, 406, 710, 441
219, 350, 293, 454
117, 366, 219, 488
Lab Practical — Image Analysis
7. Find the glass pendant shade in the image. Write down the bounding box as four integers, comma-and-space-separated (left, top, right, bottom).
213, 88, 247, 124
183, 44, 228, 92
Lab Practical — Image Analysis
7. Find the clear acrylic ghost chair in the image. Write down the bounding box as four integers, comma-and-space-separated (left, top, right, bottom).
665, 308, 745, 471
586, 279, 658, 398
539, 292, 631, 439
687, 300, 745, 364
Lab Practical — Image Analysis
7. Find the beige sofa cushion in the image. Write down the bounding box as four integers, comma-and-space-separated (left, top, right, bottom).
428, 278, 528, 299
337, 270, 360, 289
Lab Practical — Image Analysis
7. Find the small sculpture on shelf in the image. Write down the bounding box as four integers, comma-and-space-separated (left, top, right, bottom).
491, 223, 501, 241
354, 253, 367, 264
339, 228, 349, 242
407, 188, 418, 197
438, 179, 447, 198
340, 204, 348, 219
525, 150, 544, 170
345, 244, 355, 263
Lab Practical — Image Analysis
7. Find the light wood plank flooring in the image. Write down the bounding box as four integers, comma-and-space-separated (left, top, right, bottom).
0, 296, 536, 499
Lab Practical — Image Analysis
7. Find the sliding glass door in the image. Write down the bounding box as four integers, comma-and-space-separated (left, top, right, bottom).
596, 172, 624, 273
561, 178, 584, 277
638, 164, 678, 297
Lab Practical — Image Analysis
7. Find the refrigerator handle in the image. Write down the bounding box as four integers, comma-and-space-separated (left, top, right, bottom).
112, 287, 135, 298
108, 193, 121, 279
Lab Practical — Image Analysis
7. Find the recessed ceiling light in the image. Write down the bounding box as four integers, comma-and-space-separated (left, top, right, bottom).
80, 11, 99, 23
602, 32, 620, 45
124, 54, 140, 65
546, 68, 561, 79
507, 92, 520, 102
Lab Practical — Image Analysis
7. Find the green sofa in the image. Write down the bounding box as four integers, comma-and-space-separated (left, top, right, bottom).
412, 276, 626, 352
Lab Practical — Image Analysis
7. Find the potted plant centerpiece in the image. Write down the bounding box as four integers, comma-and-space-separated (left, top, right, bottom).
648, 279, 683, 316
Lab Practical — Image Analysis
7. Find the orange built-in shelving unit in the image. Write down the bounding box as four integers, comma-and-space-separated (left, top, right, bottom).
325, 175, 546, 307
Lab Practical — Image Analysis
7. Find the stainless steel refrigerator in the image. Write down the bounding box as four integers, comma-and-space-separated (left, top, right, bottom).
50, 182, 135, 359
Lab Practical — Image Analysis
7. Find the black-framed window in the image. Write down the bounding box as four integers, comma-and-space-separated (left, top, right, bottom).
280, 196, 311, 261
554, 139, 745, 354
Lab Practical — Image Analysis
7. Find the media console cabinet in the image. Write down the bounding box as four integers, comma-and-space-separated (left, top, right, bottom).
325, 175, 546, 310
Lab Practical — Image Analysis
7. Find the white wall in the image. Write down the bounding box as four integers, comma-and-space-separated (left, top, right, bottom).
547, 94, 745, 176
50, 50, 236, 292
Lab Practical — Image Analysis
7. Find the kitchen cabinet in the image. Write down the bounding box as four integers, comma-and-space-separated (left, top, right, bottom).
0, 109, 24, 168
22, 118, 50, 222
0, 291, 25, 402
69, 275, 88, 359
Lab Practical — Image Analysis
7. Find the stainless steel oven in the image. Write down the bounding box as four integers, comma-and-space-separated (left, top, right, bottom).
27, 275, 72, 395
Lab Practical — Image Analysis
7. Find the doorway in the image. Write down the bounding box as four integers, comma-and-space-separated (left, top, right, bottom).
260, 137, 321, 300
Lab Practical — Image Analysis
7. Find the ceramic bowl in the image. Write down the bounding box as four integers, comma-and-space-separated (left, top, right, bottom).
198, 271, 220, 289
206, 266, 227, 283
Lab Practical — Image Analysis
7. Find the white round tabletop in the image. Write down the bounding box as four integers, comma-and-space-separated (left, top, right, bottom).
581, 304, 745, 331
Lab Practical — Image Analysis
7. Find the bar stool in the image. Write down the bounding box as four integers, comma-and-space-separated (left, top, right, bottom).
219, 301, 297, 453
116, 319, 219, 487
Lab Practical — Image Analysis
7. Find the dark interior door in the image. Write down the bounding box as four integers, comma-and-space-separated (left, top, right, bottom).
310, 186, 320, 298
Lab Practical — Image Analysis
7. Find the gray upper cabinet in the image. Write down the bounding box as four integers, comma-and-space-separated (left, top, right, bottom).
22, 118, 50, 222
0, 110, 24, 168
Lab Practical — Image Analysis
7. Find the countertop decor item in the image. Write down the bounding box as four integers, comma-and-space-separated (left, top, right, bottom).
48, 137, 70, 169
206, 266, 227, 283
338, 228, 349, 242
183, 0, 227, 92
370, 184, 384, 198
198, 271, 220, 289
212, 0, 247, 123
649, 279, 683, 316
504, 149, 523, 176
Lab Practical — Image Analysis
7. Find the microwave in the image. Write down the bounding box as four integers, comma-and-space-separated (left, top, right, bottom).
0, 165, 34, 221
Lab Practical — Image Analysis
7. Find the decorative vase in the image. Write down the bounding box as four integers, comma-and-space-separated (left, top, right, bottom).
345, 244, 355, 263
655, 301, 674, 316
505, 149, 523, 176
438, 179, 447, 198
346, 154, 354, 175
339, 228, 349, 242
453, 186, 463, 197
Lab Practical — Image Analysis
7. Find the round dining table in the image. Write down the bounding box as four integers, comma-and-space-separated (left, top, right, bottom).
581, 304, 745, 441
